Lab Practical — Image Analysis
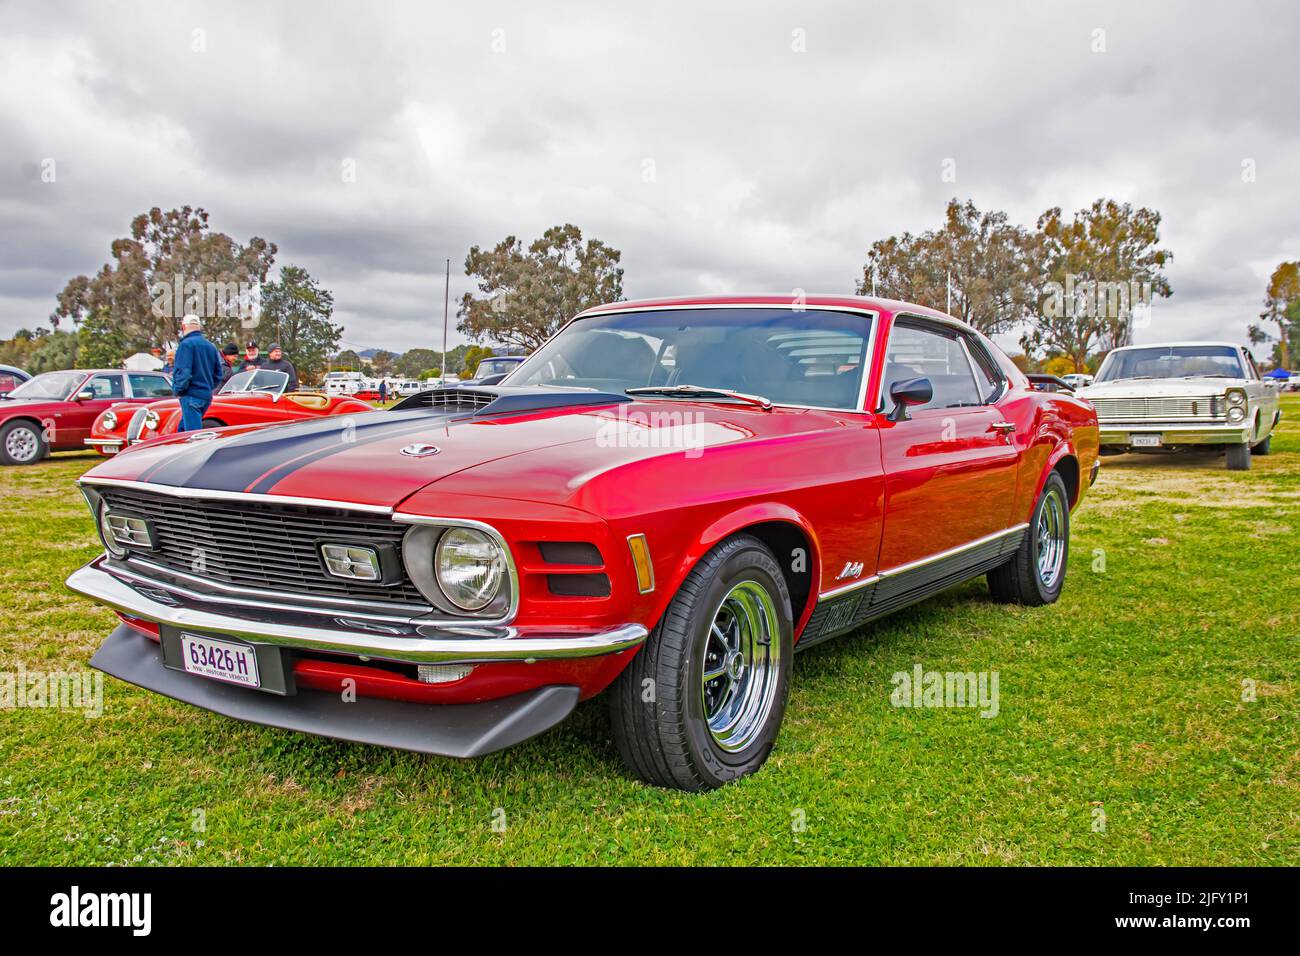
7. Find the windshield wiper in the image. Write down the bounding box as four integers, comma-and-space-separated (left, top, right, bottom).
626, 385, 773, 411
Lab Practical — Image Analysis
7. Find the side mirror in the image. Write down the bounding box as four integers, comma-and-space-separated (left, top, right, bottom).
75, 389, 95, 402
887, 377, 933, 422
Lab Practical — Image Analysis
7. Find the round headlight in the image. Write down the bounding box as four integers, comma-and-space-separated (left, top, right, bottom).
1227, 389, 1247, 406
97, 501, 126, 558
1228, 405, 1246, 423
435, 527, 506, 611
143, 409, 160, 430
101, 411, 118, 431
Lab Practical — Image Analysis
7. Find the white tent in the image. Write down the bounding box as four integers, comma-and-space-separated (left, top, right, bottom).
123, 352, 164, 371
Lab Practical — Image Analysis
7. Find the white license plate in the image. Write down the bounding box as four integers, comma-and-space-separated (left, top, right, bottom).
1131, 434, 1162, 447
179, 633, 260, 688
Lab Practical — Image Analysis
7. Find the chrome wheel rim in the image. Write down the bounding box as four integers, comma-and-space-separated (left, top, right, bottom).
1036, 487, 1066, 588
701, 580, 782, 753
5, 426, 39, 463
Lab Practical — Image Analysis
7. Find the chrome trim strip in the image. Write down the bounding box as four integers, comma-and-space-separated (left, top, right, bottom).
817, 524, 1030, 600
66, 561, 647, 666
84, 438, 124, 447
78, 476, 394, 515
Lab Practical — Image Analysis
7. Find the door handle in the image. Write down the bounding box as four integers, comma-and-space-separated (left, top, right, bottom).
989, 421, 1016, 434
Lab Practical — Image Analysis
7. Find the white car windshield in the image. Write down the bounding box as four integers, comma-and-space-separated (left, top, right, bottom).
221, 369, 289, 396
1095, 345, 1245, 382
508, 308, 872, 409
5, 371, 85, 400
475, 358, 520, 378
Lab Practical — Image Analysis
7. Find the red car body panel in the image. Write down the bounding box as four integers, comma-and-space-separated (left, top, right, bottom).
69, 295, 1099, 755
88, 390, 374, 454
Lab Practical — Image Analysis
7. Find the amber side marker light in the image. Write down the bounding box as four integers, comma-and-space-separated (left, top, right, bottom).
627, 534, 655, 594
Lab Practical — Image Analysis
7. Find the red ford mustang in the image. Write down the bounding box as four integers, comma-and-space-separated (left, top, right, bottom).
67, 295, 1099, 790
86, 369, 374, 454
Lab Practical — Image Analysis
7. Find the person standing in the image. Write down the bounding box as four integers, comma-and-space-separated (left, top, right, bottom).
378, 379, 388, 403
261, 343, 299, 391
161, 349, 176, 375
221, 343, 240, 381
172, 315, 225, 432
238, 341, 263, 373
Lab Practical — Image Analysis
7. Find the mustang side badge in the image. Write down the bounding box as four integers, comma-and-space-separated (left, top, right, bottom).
837, 561, 865, 580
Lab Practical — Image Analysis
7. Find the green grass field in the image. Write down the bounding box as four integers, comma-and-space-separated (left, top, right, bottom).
1, 398, 1296, 865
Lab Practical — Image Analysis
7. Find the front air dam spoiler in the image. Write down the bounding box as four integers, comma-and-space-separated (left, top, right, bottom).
90, 624, 580, 757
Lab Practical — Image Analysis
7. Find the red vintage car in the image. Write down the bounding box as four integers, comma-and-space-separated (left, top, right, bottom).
67, 295, 1099, 790
86, 369, 374, 454
0, 368, 173, 465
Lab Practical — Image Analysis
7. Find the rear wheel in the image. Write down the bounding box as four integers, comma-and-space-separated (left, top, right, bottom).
201, 418, 225, 429
1226, 442, 1252, 470
987, 472, 1069, 606
609, 534, 792, 790
0, 420, 47, 466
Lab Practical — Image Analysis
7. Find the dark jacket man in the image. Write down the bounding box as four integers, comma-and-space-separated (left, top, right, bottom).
260, 344, 299, 392
172, 317, 225, 431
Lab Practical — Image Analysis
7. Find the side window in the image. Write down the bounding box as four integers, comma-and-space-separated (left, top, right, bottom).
881, 322, 982, 410
962, 335, 1006, 404
129, 374, 173, 398
1243, 351, 1260, 381
86, 374, 125, 399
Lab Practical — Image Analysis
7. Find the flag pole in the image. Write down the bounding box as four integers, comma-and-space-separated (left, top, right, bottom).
441, 258, 450, 383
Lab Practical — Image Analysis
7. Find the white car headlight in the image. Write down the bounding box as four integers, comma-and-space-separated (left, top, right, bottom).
1227, 405, 1246, 423
1226, 389, 1247, 406
435, 527, 507, 611
143, 409, 160, 430
101, 411, 118, 431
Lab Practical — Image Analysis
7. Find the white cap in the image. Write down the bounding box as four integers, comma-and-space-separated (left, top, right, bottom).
181, 314, 203, 331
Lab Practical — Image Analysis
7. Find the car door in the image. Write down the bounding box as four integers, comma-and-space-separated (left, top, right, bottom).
57, 373, 127, 448
1241, 347, 1279, 439
874, 318, 1022, 572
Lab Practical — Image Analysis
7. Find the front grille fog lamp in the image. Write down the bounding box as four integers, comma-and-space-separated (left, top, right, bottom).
417, 664, 474, 684
321, 543, 382, 581
435, 527, 506, 611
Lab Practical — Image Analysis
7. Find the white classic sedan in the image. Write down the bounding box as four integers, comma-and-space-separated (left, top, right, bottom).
1077, 341, 1282, 470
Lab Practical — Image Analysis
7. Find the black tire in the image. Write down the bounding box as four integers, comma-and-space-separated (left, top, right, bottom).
0, 419, 48, 466
1226, 442, 1252, 470
1251, 434, 1271, 456
609, 534, 793, 791
987, 471, 1070, 606
201, 418, 225, 429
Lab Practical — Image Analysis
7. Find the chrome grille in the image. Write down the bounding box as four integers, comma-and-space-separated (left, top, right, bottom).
97, 488, 429, 607
1088, 395, 1221, 421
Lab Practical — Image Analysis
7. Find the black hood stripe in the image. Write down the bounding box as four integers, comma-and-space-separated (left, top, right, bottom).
137, 410, 464, 492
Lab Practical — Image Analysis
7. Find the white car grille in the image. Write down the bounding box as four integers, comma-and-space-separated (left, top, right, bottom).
1088, 396, 1222, 421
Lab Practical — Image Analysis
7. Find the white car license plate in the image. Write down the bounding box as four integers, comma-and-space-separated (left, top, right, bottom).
179, 633, 260, 688
1131, 434, 1162, 447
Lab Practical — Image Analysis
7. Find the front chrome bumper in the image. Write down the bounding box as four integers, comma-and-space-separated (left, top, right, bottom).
66, 558, 648, 666
1097, 422, 1251, 446
84, 438, 124, 452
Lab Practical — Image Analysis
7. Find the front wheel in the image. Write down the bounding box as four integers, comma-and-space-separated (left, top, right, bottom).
1226, 442, 1252, 470
0, 420, 47, 466
987, 471, 1070, 606
609, 534, 793, 791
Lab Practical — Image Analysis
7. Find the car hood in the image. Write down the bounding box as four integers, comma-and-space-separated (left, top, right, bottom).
79, 390, 817, 510
1078, 378, 1241, 399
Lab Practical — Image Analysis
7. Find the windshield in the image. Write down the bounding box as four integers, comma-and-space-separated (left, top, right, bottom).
1095, 345, 1244, 382
509, 308, 872, 409
6, 371, 85, 400
476, 358, 519, 378
220, 369, 289, 396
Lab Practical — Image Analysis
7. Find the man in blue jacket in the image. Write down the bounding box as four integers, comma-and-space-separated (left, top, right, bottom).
172, 315, 225, 431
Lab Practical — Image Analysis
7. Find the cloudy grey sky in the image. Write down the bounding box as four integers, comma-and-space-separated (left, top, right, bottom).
3, 0, 1298, 356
